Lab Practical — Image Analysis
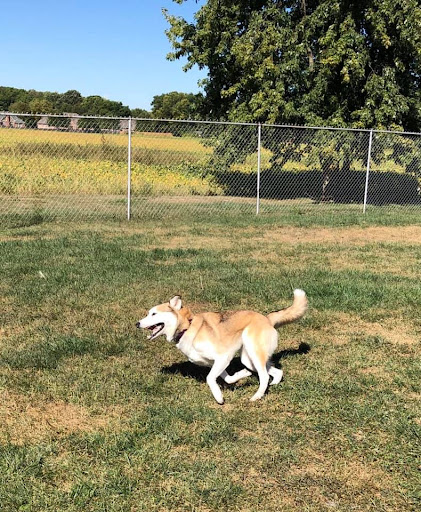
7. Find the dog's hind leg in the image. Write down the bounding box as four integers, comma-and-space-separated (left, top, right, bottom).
221, 368, 252, 384
243, 327, 277, 401
268, 365, 283, 385
240, 343, 270, 402
249, 356, 270, 401
206, 357, 231, 404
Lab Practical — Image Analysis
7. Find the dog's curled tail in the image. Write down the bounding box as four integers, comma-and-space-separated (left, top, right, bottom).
267, 289, 308, 328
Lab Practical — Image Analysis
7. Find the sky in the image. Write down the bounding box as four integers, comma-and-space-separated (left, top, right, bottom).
1, 0, 206, 110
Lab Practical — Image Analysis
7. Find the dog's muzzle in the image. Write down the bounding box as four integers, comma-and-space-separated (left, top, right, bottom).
136, 319, 165, 340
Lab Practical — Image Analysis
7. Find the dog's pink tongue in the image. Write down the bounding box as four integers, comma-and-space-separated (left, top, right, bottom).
148, 325, 161, 335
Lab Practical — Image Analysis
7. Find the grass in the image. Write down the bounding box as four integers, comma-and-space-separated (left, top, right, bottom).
1, 195, 421, 229
0, 214, 420, 511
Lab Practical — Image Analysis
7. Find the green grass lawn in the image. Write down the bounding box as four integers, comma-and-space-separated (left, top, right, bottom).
0, 214, 420, 511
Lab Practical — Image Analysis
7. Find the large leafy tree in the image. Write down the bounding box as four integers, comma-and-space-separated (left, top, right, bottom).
165, 0, 421, 131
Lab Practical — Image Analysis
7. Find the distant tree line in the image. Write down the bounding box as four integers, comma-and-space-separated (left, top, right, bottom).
0, 86, 203, 120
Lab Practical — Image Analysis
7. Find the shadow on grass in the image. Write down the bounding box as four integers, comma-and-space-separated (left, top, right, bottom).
1, 210, 48, 229
0, 335, 96, 370
161, 342, 311, 383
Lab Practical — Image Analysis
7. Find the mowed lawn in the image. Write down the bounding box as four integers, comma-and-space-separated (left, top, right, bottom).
0, 213, 420, 512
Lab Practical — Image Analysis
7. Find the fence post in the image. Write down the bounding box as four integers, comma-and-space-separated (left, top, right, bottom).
256, 123, 262, 215
363, 129, 373, 214
127, 117, 132, 220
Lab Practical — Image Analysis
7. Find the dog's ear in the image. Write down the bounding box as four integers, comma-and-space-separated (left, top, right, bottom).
169, 295, 182, 311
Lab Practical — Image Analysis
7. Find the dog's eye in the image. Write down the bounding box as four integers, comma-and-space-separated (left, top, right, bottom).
152, 312, 157, 316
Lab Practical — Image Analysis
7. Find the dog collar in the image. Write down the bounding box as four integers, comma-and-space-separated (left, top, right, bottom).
173, 318, 192, 343
174, 329, 187, 343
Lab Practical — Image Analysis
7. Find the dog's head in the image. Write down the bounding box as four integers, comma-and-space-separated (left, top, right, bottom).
136, 296, 191, 342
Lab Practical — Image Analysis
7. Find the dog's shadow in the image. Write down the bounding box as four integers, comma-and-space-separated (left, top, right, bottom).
160, 342, 311, 383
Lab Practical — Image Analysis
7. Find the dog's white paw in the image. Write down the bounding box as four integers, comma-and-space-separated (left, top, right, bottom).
269, 368, 283, 386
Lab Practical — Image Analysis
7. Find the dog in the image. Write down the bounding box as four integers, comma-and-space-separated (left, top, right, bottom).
136, 290, 307, 404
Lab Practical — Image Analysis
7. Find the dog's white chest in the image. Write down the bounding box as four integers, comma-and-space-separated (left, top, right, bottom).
176, 337, 213, 367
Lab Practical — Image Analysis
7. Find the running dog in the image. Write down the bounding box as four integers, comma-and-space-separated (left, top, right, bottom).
136, 290, 307, 404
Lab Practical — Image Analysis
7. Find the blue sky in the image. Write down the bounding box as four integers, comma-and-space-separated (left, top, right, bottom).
1, 0, 206, 110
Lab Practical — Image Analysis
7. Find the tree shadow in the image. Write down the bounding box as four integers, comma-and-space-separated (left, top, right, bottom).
160, 342, 311, 383
214, 169, 421, 205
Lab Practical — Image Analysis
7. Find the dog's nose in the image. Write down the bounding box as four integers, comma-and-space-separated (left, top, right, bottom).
135, 321, 141, 328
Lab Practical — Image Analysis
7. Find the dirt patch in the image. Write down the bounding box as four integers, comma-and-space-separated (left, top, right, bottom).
0, 389, 121, 445
360, 366, 389, 377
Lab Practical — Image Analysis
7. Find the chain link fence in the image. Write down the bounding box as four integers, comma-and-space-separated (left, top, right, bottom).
1, 112, 420, 224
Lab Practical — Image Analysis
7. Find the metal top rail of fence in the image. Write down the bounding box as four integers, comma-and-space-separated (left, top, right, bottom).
4, 110, 421, 136
0, 112, 420, 223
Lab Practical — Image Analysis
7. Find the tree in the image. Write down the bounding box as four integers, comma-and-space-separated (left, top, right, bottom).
151, 91, 203, 119
165, 0, 421, 131
59, 90, 83, 113
131, 108, 151, 118
80, 95, 131, 117
61, 90, 82, 107
28, 98, 54, 113
164, 0, 421, 205
8, 100, 30, 113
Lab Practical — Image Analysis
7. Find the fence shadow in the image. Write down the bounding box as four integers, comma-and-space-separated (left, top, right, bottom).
214, 169, 421, 205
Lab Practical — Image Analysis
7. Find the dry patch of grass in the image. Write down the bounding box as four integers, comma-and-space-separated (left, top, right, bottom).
263, 225, 421, 245
114, 224, 421, 258
133, 224, 421, 256
316, 311, 419, 346
287, 450, 398, 509
327, 250, 419, 278
130, 234, 235, 252
0, 389, 122, 445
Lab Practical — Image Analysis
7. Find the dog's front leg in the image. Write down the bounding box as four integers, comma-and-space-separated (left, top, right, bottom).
206, 358, 230, 405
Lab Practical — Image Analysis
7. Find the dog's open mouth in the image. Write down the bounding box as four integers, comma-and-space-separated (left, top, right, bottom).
147, 323, 164, 340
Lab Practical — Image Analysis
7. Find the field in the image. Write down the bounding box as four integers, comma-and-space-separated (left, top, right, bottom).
0, 128, 222, 197
1, 211, 420, 512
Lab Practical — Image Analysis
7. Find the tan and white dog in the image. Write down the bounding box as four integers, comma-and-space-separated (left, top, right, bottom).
136, 290, 307, 404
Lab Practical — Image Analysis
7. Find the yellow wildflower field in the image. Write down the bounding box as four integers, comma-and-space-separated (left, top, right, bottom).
0, 155, 222, 196
0, 127, 212, 153
0, 128, 221, 196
